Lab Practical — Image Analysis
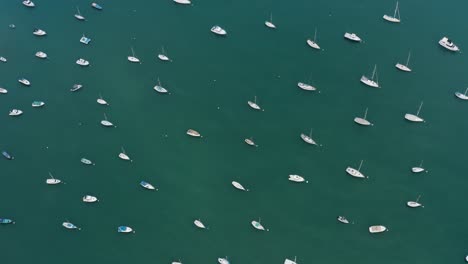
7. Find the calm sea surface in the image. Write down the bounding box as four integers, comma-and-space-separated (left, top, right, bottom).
1, 0, 467, 263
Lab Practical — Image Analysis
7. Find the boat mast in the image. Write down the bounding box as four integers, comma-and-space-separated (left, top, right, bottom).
270, 13, 273, 23
371, 65, 377, 81
121, 147, 126, 154
309, 128, 313, 138
416, 101, 423, 115
76, 6, 81, 15
419, 160, 424, 167
394, 1, 399, 19
358, 160, 363, 171
49, 172, 54, 179
254, 96, 257, 104
131, 47, 135, 57
104, 113, 108, 120
464, 87, 468, 96
363, 108, 368, 119
314, 28, 317, 42
406, 51, 411, 67
416, 194, 421, 203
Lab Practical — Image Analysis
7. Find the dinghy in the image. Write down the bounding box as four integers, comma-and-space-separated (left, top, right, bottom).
32, 101, 45, 107
211, 26, 227, 36
158, 47, 170, 61
344, 32, 362, 42
346, 160, 366, 178
306, 28, 320, 50
0, 218, 14, 224
83, 195, 98, 203
297, 82, 316, 91
80, 158, 93, 165
395, 51, 412, 72
337, 216, 349, 224
97, 94, 109, 105
75, 7, 85, 21
18, 78, 31, 86
91, 2, 103, 10
23, 0, 35, 7
76, 58, 90, 66
360, 65, 379, 88
265, 13, 276, 29
186, 129, 201, 137
46, 172, 61, 185
35, 51, 47, 59
300, 129, 317, 145
383, 1, 401, 23
2, 151, 13, 160
33, 28, 46, 36
100, 113, 114, 127
154, 78, 168, 93
284, 257, 297, 264
404, 101, 424, 122
455, 88, 468, 100
412, 160, 425, 173
9, 109, 23, 116
128, 47, 140, 63
218, 257, 230, 264
0, 88, 7, 94
288, 174, 307, 183
244, 138, 257, 147
232, 181, 248, 191
407, 195, 423, 208
251, 219, 267, 231
118, 226, 134, 233
439, 37, 459, 52
354, 108, 372, 126
140, 181, 156, 190
174, 0, 191, 4
194, 219, 206, 229
118, 147, 131, 161
248, 96, 262, 110
62, 222, 79, 230
80, 35, 91, 45
369, 225, 387, 233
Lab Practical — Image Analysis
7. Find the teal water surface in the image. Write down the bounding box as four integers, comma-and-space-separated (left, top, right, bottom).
1, 0, 468, 263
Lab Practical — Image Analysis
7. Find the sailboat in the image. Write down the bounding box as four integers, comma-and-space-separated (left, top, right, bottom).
118, 226, 134, 233
174, 0, 191, 4
80, 158, 94, 165
118, 147, 132, 162
62, 221, 80, 230
97, 94, 109, 105
337, 216, 350, 224
407, 195, 423, 208
194, 219, 206, 229
284, 257, 297, 264
74, 7, 85, 21
396, 51, 412, 72
128, 47, 141, 63
300, 129, 317, 145
346, 160, 366, 178
404, 101, 424, 122
297, 82, 316, 91
411, 160, 425, 173
360, 65, 379, 88
187, 129, 201, 137
232, 181, 248, 191
354, 108, 372, 126
306, 28, 320, 50
140, 181, 156, 190
154, 78, 169, 93
100, 113, 115, 127
251, 218, 268, 231
35, 51, 47, 59
265, 13, 276, 29
46, 172, 61, 185
218, 257, 230, 264
0, 88, 7, 94
247, 96, 262, 110
244, 137, 257, 147
455, 87, 468, 100
158, 46, 170, 61
383, 1, 401, 23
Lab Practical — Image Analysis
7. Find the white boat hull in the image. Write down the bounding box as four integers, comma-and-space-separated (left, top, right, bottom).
0, 88, 7, 94
251, 221, 265, 231
344, 33, 361, 42
439, 37, 459, 52
194, 220, 206, 229
128, 56, 140, 63
248, 101, 261, 110
306, 39, 320, 50
300, 134, 316, 145
411, 167, 425, 173
211, 26, 227, 35
369, 225, 387, 233
173, 0, 191, 4
46, 179, 61, 185
232, 181, 247, 191
407, 201, 422, 208
360, 76, 379, 88
404, 114, 424, 122
97, 99, 108, 105
119, 153, 130, 161
298, 82, 316, 91
83, 195, 98, 203
345, 167, 365, 178
288, 174, 306, 183
187, 129, 201, 137
395, 63, 411, 72
455, 92, 468, 100
383, 15, 400, 23
158, 54, 170, 61
265, 21, 276, 29
354, 117, 371, 126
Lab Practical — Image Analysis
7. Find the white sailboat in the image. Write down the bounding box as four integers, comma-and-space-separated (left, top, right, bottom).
346, 160, 366, 178
247, 96, 262, 110
158, 46, 170, 61
369, 225, 387, 233
174, 0, 191, 4
46, 172, 61, 185
194, 219, 206, 229
411, 160, 425, 173
33, 28, 47, 36
404, 101, 424, 122
306, 28, 320, 50
232, 181, 248, 191
360, 65, 379, 88
251, 218, 268, 231
455, 87, 468, 100
187, 129, 201, 137
383, 1, 401, 23
300, 129, 317, 145
395, 51, 412, 72
118, 147, 132, 162
297, 82, 316, 91
288, 174, 308, 183
74, 6, 85, 21
35, 51, 47, 59
218, 257, 230, 264
154, 78, 169, 93
407, 195, 423, 208
101, 113, 115, 127
0, 88, 8, 94
128, 47, 141, 63
97, 94, 109, 105
284, 257, 297, 264
244, 137, 257, 147
354, 107, 372, 126
211, 26, 227, 36
265, 13, 276, 29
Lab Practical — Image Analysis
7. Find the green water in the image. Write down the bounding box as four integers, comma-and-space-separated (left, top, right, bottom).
1, 0, 468, 263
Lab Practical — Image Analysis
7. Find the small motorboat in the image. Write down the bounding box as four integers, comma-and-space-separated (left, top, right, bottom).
18, 78, 31, 86
300, 132, 317, 145
337, 216, 349, 224
251, 219, 267, 231
9, 109, 23, 116
439, 37, 459, 52
80, 35, 91, 45
23, 0, 35, 7
211, 25, 227, 36
186, 129, 201, 137
344, 32, 362, 42
35, 51, 47, 59
118, 226, 134, 233
71, 84, 83, 92
91, 2, 103, 10
173, 0, 191, 4
247, 96, 261, 110
244, 138, 256, 147
46, 172, 61, 185
80, 158, 93, 165
63, 222, 79, 230
0, 218, 14, 224
0, 88, 7, 94
369, 225, 387, 233
33, 28, 47, 36
218, 257, 230, 264
76, 58, 90, 66
32, 101, 45, 107
0, 57, 7, 63
232, 181, 248, 191
297, 82, 316, 91
83, 195, 98, 203
140, 181, 156, 190
2, 151, 13, 160
194, 219, 206, 229
288, 174, 307, 183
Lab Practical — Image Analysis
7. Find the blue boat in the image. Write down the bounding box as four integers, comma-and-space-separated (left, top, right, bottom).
0, 218, 13, 224
91, 2, 103, 10
118, 226, 133, 233
2, 151, 12, 160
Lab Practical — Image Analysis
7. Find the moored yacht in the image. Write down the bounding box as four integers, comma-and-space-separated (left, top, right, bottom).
0, 57, 7, 63
232, 181, 248, 191
174, 0, 191, 4
32, 101, 45, 107
218, 257, 230, 264
337, 216, 349, 224
369, 225, 387, 233
346, 160, 366, 178
80, 158, 93, 165
118, 226, 134, 233
300, 129, 317, 145
265, 13, 276, 29
411, 160, 425, 173
35, 51, 47, 59
18, 78, 31, 86
439, 37, 459, 52
297, 82, 316, 91
306, 28, 320, 50
128, 47, 141, 63
360, 65, 379, 88
97, 94, 109, 105
247, 96, 262, 110
46, 172, 61, 185
71, 84, 83, 92
62, 222, 79, 230
154, 78, 168, 93
186, 129, 201, 137
407, 195, 423, 208
395, 51, 412, 72
9, 109, 23, 116
75, 7, 85, 21
140, 181, 156, 190
244, 137, 257, 147
118, 147, 132, 162
211, 25, 227, 36
0, 88, 7, 94
23, 0, 35, 7
251, 219, 268, 231
91, 2, 103, 10
288, 174, 307, 183
455, 87, 468, 100
0, 218, 14, 224
76, 58, 90, 66
2, 151, 13, 160
354, 107, 372, 126
158, 46, 170, 61
404, 101, 424, 122
284, 257, 297, 264
33, 28, 46, 36
100, 113, 115, 127
83, 195, 98, 203
344, 32, 362, 42
383, 1, 401, 23
194, 219, 206, 229
80, 34, 91, 45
